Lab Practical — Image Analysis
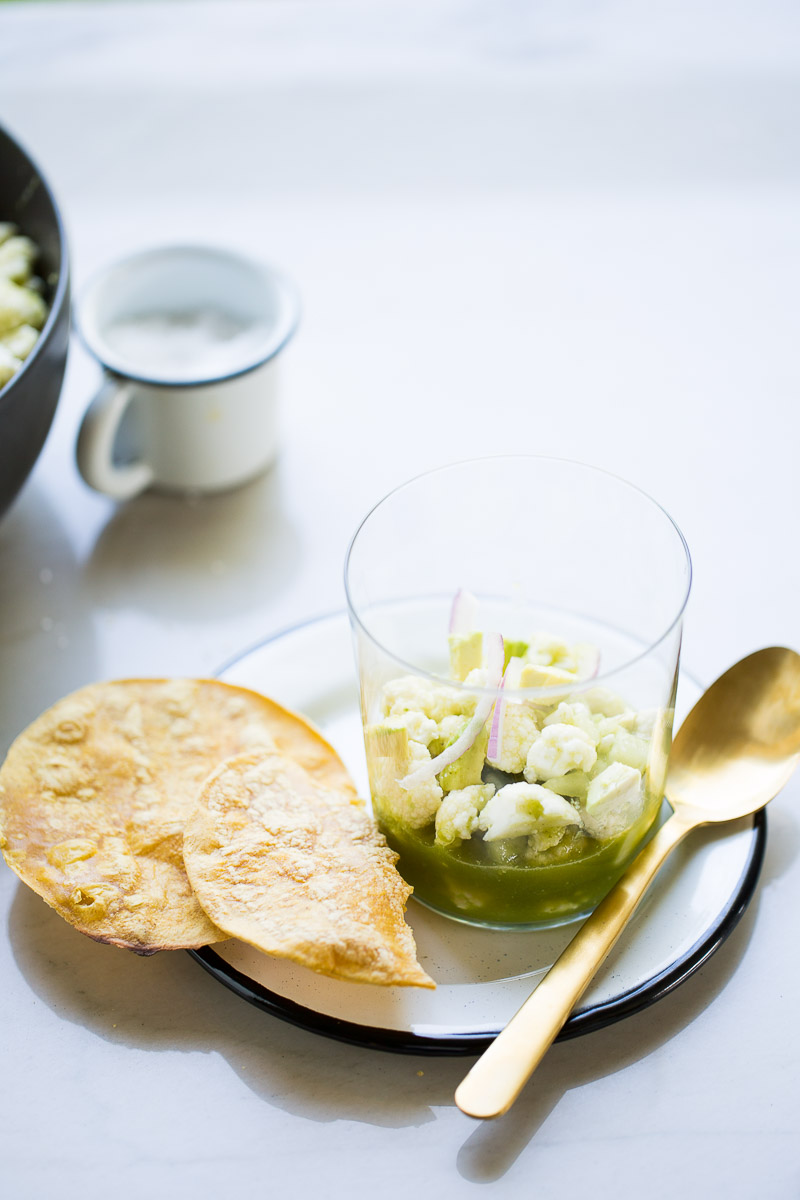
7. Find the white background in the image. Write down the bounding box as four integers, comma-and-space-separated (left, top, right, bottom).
0, 2, 798, 1197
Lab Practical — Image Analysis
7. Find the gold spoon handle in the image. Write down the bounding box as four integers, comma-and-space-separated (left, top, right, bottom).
455, 811, 696, 1119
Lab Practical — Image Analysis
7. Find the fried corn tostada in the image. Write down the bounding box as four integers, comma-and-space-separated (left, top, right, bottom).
0, 678, 356, 954
183, 750, 434, 988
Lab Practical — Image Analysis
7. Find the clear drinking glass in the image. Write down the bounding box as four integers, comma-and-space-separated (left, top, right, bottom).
345, 456, 692, 930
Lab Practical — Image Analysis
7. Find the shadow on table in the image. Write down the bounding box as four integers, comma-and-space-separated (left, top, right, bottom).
8, 804, 784, 1147
0, 483, 100, 744
82, 462, 302, 622
455, 892, 762, 1182
7, 883, 442, 1129
455, 798, 798, 1180
755, 793, 799, 888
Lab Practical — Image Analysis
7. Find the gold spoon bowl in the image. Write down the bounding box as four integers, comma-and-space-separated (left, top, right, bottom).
455, 646, 800, 1119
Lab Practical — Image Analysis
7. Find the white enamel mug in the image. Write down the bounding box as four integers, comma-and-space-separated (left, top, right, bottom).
75, 245, 300, 500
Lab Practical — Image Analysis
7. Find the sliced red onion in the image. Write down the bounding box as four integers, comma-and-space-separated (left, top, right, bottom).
487, 671, 506, 761
448, 588, 478, 635
486, 651, 528, 761
400, 632, 504, 789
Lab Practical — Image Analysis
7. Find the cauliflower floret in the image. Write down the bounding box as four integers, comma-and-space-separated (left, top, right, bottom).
486, 702, 539, 774
524, 723, 597, 782
435, 783, 495, 846
631, 708, 658, 740
596, 712, 635, 737
0, 277, 47, 336
478, 782, 582, 851
382, 675, 475, 723
543, 700, 598, 741
366, 728, 443, 830
436, 714, 467, 744
579, 687, 628, 717
463, 667, 489, 688
0, 344, 22, 386
393, 740, 444, 828
596, 728, 649, 772
521, 635, 595, 676
555, 642, 597, 676
582, 762, 644, 840
383, 709, 438, 747
1, 322, 38, 361
525, 633, 571, 668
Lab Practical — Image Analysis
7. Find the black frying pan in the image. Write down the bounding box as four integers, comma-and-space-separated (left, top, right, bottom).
0, 123, 70, 520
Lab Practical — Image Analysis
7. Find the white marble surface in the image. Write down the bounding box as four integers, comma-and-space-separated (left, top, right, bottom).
0, 2, 798, 1196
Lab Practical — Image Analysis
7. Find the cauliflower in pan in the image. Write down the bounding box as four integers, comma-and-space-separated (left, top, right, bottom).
0, 224, 48, 388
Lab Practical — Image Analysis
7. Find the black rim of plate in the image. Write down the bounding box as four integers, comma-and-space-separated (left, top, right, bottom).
187, 612, 768, 1057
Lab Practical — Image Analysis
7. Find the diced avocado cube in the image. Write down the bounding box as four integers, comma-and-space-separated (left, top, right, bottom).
437, 724, 489, 793
448, 631, 483, 681
609, 729, 649, 772
365, 723, 409, 762
520, 662, 576, 689
503, 640, 529, 671
583, 762, 643, 839
543, 771, 590, 800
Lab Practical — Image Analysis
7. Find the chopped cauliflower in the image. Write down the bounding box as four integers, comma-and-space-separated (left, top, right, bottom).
579, 687, 628, 717
543, 700, 598, 741
524, 723, 597, 781
631, 708, 658, 740
435, 783, 495, 846
383, 709, 438, 747
598, 707, 660, 742
463, 667, 489, 688
583, 762, 644, 839
597, 727, 648, 772
479, 782, 583, 851
486, 702, 540, 774
596, 713, 633, 737
525, 632, 571, 667
368, 623, 657, 852
399, 741, 444, 826
436, 714, 468, 745
382, 675, 475, 723
367, 734, 443, 829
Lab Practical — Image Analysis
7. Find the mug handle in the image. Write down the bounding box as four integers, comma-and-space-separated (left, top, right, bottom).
76, 377, 155, 500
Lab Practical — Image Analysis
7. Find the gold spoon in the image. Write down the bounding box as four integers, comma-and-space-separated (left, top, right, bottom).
455, 646, 800, 1120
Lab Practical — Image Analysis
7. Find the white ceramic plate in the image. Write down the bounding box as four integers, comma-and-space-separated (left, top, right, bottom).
189, 611, 765, 1055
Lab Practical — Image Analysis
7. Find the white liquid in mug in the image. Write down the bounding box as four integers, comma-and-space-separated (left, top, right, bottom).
103, 307, 263, 381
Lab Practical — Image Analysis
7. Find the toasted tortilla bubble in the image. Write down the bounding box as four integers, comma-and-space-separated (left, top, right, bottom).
183, 751, 434, 988
0, 679, 356, 954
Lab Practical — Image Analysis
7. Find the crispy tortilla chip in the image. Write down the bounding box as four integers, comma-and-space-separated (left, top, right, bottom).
183, 751, 434, 988
0, 678, 356, 954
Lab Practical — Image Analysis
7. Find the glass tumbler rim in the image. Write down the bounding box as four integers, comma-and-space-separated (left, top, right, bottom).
343, 453, 692, 697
